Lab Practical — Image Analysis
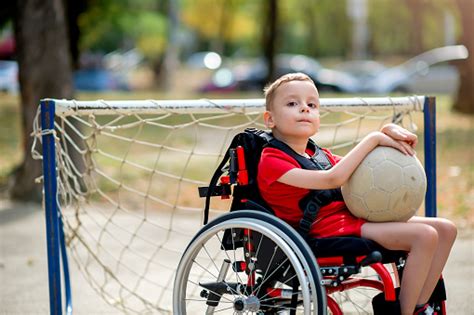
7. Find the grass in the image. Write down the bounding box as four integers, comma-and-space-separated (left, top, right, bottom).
0, 94, 22, 182
0, 91, 472, 227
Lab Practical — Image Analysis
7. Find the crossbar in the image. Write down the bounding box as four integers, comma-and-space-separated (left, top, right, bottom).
45, 96, 425, 116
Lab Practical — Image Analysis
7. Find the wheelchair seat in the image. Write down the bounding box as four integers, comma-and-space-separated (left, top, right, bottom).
307, 236, 406, 263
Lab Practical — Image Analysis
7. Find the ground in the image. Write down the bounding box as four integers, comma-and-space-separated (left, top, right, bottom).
0, 201, 472, 314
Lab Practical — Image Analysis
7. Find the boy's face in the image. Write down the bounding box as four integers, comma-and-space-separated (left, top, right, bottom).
264, 80, 320, 139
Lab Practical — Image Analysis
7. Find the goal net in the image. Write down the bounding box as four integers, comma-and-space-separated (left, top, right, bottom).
32, 96, 429, 314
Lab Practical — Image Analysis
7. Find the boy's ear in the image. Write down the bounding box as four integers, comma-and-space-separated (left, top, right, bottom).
263, 110, 275, 128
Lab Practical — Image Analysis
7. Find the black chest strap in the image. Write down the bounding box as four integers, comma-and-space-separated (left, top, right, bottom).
267, 137, 343, 237
298, 188, 343, 235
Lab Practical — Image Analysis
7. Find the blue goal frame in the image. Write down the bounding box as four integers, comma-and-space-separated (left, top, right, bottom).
40, 96, 438, 315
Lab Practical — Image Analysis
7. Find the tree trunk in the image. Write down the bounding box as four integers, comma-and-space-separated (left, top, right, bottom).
64, 0, 88, 69
157, 0, 179, 91
453, 0, 474, 114
11, 0, 74, 201
405, 0, 424, 54
304, 2, 318, 57
212, 0, 234, 55
262, 0, 278, 84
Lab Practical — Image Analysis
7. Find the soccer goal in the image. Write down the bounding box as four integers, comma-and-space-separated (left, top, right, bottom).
32, 96, 437, 314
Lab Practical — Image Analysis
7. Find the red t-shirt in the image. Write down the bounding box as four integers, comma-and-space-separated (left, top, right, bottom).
257, 147, 366, 238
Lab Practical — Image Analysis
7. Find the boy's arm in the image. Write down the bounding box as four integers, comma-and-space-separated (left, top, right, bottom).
278, 131, 412, 190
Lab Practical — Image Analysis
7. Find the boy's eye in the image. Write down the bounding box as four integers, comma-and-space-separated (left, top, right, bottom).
287, 101, 298, 107
308, 103, 318, 108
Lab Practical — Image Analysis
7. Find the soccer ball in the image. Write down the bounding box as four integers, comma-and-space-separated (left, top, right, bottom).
341, 146, 427, 222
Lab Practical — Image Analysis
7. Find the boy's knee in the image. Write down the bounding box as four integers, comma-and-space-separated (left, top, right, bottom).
439, 218, 457, 242
417, 225, 438, 249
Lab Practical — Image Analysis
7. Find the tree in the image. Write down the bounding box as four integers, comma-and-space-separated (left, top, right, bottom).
262, 0, 278, 83
64, 0, 88, 69
158, 0, 180, 91
10, 0, 74, 201
405, 0, 424, 54
453, 0, 474, 114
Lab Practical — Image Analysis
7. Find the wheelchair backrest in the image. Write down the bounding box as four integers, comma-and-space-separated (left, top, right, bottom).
200, 128, 333, 225
200, 128, 273, 224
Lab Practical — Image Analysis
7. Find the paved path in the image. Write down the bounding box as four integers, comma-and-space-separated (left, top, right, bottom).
0, 201, 473, 314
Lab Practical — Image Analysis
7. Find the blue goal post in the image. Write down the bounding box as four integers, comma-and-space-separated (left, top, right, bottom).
38, 96, 437, 315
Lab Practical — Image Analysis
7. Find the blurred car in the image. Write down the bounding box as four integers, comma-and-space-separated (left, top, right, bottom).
0, 56, 135, 93
333, 60, 386, 82
74, 51, 132, 91
200, 54, 360, 93
409, 64, 461, 94
334, 45, 469, 93
0, 60, 19, 93
74, 68, 130, 91
104, 48, 143, 72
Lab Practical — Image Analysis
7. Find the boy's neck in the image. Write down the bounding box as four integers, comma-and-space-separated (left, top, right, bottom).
272, 131, 309, 156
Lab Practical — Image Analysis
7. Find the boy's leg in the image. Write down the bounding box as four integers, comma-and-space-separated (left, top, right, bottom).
407, 216, 457, 305
361, 222, 438, 315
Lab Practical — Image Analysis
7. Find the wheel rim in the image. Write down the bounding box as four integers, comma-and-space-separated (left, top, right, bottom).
173, 219, 316, 314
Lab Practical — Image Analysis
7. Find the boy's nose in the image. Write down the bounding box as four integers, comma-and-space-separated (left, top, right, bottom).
300, 104, 310, 112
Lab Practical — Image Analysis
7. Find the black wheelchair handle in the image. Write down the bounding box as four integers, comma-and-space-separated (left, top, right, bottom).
359, 251, 383, 267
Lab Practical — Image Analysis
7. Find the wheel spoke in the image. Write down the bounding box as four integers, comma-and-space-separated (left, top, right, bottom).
174, 215, 322, 315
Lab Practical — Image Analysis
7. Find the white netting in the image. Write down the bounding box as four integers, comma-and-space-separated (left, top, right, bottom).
32, 96, 424, 314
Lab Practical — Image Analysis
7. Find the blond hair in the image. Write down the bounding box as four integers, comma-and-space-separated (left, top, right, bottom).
263, 72, 315, 110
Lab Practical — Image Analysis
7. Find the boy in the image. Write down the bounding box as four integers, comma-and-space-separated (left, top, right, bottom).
257, 73, 457, 315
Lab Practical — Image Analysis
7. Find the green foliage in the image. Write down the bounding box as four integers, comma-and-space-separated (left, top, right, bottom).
369, 0, 412, 55
127, 12, 167, 58
76, 0, 461, 59
181, 0, 259, 54
78, 0, 167, 58
307, 0, 350, 57
368, 0, 460, 55
180, 0, 351, 57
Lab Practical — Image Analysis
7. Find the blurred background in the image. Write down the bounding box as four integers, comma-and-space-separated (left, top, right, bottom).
0, 0, 472, 224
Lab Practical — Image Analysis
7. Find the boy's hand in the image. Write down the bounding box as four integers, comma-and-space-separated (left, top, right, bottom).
381, 123, 418, 148
373, 131, 415, 156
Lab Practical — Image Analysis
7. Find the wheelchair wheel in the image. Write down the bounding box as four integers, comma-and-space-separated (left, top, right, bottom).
174, 212, 326, 315
184, 210, 326, 314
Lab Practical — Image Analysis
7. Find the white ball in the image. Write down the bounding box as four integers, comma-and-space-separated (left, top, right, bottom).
341, 146, 427, 222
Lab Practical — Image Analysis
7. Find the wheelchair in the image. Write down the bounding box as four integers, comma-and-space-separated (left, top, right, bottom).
173, 209, 437, 314
173, 136, 447, 314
